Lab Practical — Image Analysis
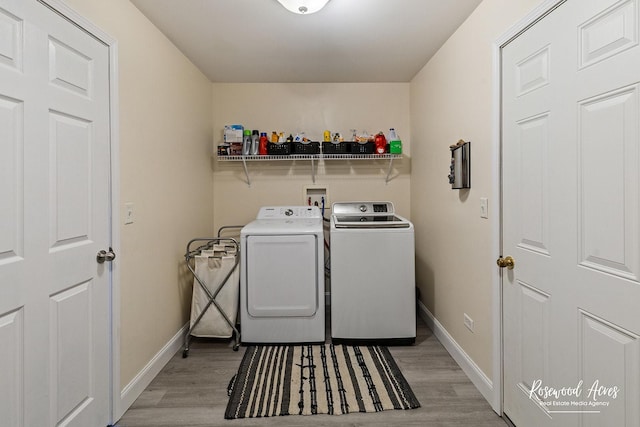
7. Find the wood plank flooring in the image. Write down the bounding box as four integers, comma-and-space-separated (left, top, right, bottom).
114, 317, 507, 427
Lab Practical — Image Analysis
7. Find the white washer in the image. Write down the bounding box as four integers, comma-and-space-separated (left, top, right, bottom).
330, 201, 415, 343
240, 206, 325, 343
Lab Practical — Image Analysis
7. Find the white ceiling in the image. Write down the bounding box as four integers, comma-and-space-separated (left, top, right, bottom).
130, 0, 482, 83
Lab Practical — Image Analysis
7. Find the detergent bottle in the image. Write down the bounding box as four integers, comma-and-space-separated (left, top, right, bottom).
388, 128, 402, 154
250, 130, 259, 155
374, 132, 387, 154
242, 129, 252, 155
259, 132, 269, 155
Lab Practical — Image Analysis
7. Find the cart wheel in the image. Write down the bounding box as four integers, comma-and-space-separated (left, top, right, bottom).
182, 349, 189, 358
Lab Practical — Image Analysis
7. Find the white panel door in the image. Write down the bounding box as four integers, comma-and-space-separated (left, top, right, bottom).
502, 0, 640, 426
0, 0, 111, 426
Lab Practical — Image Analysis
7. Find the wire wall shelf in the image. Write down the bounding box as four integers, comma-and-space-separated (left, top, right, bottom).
217, 153, 402, 186
218, 153, 401, 161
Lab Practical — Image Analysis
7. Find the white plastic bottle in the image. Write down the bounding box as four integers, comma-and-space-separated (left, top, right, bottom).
388, 128, 402, 154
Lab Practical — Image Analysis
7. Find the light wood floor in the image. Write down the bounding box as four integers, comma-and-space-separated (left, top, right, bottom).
115, 317, 507, 427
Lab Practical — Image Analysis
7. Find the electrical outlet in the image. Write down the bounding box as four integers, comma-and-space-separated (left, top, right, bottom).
303, 186, 329, 211
464, 313, 474, 332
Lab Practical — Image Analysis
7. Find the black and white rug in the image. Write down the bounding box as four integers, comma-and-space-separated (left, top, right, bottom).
225, 344, 420, 419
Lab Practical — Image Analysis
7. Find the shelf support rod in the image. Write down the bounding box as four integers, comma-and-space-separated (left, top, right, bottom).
385, 157, 394, 184
311, 157, 316, 183
241, 156, 251, 187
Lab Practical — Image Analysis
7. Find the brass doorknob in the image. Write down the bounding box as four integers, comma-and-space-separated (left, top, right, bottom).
497, 256, 515, 270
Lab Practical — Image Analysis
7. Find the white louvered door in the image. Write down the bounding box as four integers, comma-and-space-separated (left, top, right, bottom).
502, 0, 640, 426
0, 0, 111, 425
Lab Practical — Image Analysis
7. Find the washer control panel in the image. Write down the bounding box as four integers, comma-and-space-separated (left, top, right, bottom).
257, 206, 321, 219
332, 201, 394, 216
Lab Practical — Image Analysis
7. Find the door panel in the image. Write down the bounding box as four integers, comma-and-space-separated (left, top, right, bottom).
578, 86, 639, 280
515, 46, 550, 96
516, 113, 550, 255
0, 308, 24, 427
49, 111, 92, 248
0, 0, 111, 425
0, 5, 22, 70
246, 235, 318, 317
48, 36, 92, 96
50, 282, 93, 422
0, 95, 23, 262
578, 310, 640, 427
578, 0, 638, 69
502, 0, 640, 426
518, 280, 550, 390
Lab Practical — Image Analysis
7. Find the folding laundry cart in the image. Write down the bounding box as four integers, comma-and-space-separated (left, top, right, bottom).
183, 234, 241, 357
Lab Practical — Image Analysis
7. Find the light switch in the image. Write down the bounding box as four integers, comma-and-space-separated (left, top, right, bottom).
480, 197, 488, 219
124, 203, 134, 224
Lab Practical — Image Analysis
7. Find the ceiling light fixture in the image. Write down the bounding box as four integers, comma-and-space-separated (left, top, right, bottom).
276, 0, 331, 15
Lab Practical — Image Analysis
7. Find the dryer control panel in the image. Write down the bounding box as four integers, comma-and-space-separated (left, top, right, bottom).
256, 206, 321, 219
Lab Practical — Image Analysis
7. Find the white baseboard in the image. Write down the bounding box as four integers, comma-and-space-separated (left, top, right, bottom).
417, 301, 496, 410
118, 323, 188, 418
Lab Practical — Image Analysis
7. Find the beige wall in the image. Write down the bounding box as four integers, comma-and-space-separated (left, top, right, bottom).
410, 0, 543, 379
212, 83, 411, 230
63, 0, 214, 389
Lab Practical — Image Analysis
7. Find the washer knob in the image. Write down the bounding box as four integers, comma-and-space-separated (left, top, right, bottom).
359, 204, 367, 212
285, 208, 293, 216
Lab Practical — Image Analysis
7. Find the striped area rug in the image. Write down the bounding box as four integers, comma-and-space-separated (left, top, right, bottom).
225, 344, 420, 419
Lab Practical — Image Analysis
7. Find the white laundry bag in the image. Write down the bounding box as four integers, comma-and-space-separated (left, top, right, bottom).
189, 250, 239, 338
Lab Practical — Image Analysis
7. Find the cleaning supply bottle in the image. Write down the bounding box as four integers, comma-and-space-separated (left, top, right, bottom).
250, 130, 259, 155
388, 128, 402, 154
374, 131, 387, 154
242, 129, 252, 155
259, 132, 268, 155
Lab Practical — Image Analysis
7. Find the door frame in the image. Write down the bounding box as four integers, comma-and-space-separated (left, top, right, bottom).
490, 0, 565, 415
38, 0, 121, 423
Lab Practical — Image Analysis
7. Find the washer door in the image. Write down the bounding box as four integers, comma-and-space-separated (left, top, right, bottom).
245, 234, 318, 317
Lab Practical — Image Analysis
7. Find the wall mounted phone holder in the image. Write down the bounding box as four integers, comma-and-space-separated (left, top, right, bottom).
448, 140, 470, 189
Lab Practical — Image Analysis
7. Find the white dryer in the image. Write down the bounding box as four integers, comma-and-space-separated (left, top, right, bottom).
240, 206, 325, 343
